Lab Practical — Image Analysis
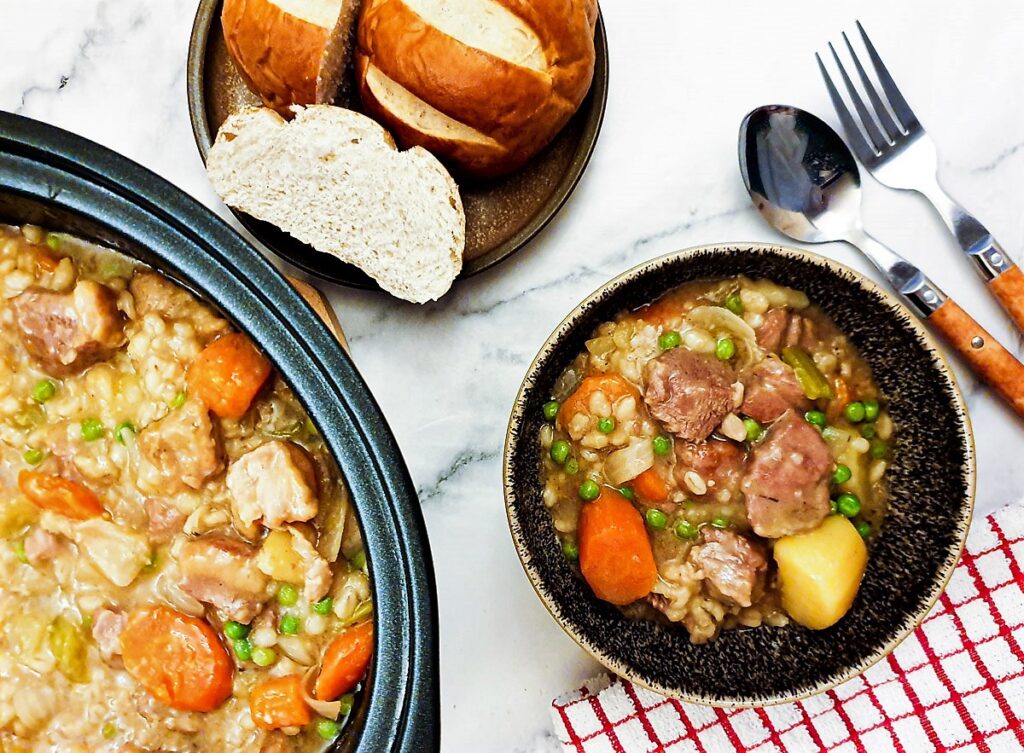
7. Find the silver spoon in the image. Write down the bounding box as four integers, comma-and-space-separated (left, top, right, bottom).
738, 104, 1024, 418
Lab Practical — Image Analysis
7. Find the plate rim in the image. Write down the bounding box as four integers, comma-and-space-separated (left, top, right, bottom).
185, 0, 610, 289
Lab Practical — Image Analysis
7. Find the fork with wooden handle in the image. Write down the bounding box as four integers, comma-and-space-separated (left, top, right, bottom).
819, 21, 1024, 334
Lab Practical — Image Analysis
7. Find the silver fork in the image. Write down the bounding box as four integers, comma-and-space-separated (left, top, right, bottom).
817, 21, 1024, 334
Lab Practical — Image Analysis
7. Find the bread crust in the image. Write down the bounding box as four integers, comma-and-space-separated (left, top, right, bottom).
355, 0, 597, 177
222, 0, 333, 113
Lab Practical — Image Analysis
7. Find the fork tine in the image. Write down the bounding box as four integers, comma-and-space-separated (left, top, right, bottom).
816, 52, 879, 163
842, 31, 902, 142
856, 20, 920, 131
829, 42, 889, 150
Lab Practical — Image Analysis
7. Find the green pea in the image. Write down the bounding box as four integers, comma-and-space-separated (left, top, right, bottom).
658, 330, 682, 350
12, 540, 27, 564
652, 435, 671, 456
232, 638, 253, 662
564, 458, 580, 475
277, 584, 299, 606
578, 480, 600, 501
314, 597, 334, 615
742, 417, 762, 442
23, 448, 45, 465
856, 520, 872, 539
338, 693, 355, 717
45, 233, 62, 252
32, 379, 56, 403
224, 620, 250, 640
674, 520, 699, 540
562, 539, 579, 561
843, 401, 866, 423
101, 721, 117, 740
170, 391, 187, 409
836, 493, 861, 518
548, 442, 573, 465
805, 410, 826, 428
645, 509, 667, 529
725, 293, 743, 316
860, 423, 876, 439
542, 401, 560, 421
617, 486, 635, 501
832, 464, 852, 485
251, 647, 277, 667
597, 417, 615, 434
863, 400, 880, 422
712, 516, 730, 529
279, 613, 300, 635
715, 337, 736, 361
316, 718, 342, 740
80, 418, 104, 441
350, 550, 367, 571
870, 439, 888, 459
114, 420, 136, 445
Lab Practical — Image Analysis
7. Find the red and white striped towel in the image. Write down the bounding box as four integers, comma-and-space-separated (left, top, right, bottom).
551, 504, 1024, 753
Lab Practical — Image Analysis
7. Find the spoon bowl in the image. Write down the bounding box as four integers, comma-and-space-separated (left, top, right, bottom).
739, 104, 864, 245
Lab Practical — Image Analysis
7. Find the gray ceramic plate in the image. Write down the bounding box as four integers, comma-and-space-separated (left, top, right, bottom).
186, 0, 608, 289
505, 244, 975, 706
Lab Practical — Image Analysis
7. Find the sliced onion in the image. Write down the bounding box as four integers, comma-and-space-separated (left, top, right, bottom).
604, 438, 654, 486
302, 664, 342, 719
686, 306, 763, 370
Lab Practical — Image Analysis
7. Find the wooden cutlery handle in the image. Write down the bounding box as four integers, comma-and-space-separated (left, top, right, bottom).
929, 298, 1024, 418
286, 275, 351, 354
989, 264, 1024, 334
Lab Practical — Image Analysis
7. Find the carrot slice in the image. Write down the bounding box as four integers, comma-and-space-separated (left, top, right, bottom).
314, 621, 373, 701
187, 332, 271, 420
632, 467, 668, 503
578, 489, 657, 605
18, 471, 104, 520
250, 674, 312, 730
558, 374, 639, 428
120, 606, 233, 712
634, 298, 681, 326
827, 376, 851, 423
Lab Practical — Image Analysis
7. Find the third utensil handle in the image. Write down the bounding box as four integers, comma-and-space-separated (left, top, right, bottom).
928, 298, 1024, 418
989, 264, 1024, 334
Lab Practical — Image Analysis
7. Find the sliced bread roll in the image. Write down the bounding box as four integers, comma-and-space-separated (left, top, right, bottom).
206, 106, 465, 303
222, 0, 361, 112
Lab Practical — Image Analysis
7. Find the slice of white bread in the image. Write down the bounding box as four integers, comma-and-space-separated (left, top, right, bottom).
206, 106, 465, 303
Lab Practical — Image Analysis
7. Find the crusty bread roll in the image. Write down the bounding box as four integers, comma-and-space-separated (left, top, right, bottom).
222, 0, 361, 113
355, 0, 598, 177
206, 106, 465, 303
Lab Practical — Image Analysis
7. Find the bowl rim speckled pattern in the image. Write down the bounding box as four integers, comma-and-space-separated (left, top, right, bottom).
504, 243, 976, 707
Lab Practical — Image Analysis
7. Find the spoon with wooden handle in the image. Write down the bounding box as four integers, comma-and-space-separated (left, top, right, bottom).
739, 105, 1024, 418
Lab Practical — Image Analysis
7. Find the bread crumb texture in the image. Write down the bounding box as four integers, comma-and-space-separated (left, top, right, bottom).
207, 105, 466, 303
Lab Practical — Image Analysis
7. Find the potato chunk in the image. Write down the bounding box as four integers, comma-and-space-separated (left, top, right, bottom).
774, 515, 867, 630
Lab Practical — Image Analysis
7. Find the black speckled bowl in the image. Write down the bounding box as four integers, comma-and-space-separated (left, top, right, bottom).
504, 244, 975, 706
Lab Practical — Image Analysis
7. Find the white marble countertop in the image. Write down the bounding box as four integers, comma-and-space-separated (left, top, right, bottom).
3, 1, 1023, 750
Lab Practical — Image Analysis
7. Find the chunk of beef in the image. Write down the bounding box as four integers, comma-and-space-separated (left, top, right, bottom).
740, 356, 810, 423
11, 281, 125, 375
178, 534, 271, 623
741, 410, 831, 538
138, 400, 224, 492
692, 528, 767, 607
755, 308, 789, 352
227, 441, 319, 531
129, 270, 228, 343
643, 349, 734, 441
91, 608, 126, 663
673, 439, 744, 501
23, 526, 63, 565
145, 497, 185, 545
785, 313, 818, 350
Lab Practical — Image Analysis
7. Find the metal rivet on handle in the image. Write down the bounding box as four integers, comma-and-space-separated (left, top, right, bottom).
971, 336, 984, 349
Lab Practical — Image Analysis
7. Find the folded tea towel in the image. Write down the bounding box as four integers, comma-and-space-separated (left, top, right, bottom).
552, 503, 1024, 753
